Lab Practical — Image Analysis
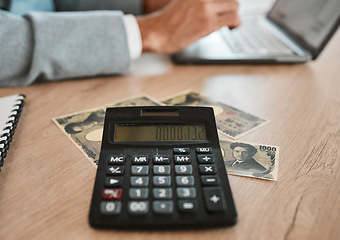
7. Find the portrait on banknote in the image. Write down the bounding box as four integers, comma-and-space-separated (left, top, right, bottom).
220, 140, 279, 181
53, 95, 162, 166
162, 91, 268, 139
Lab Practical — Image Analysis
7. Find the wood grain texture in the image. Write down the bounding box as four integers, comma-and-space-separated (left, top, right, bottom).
0, 31, 339, 240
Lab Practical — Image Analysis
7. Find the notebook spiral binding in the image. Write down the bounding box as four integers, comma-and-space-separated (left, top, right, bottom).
0, 94, 25, 171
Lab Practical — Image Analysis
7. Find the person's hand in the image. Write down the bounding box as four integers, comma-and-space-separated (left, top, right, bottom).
137, 0, 240, 54
143, 0, 172, 13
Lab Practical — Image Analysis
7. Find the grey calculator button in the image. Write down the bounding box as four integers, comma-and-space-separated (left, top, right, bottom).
130, 176, 149, 187
153, 165, 171, 175
128, 201, 149, 214
153, 176, 171, 186
153, 188, 173, 199
153, 201, 174, 214
129, 188, 149, 199
131, 166, 149, 175
176, 176, 195, 186
175, 165, 192, 175
100, 201, 122, 215
178, 200, 198, 213
176, 187, 197, 199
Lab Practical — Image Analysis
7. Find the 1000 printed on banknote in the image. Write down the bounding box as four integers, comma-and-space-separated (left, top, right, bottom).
221, 139, 279, 181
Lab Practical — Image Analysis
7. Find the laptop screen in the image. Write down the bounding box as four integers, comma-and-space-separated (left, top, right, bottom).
268, 0, 340, 57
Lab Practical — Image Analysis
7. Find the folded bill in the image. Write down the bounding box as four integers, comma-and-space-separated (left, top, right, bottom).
53, 95, 162, 166
220, 139, 279, 181
162, 91, 268, 139
53, 92, 277, 181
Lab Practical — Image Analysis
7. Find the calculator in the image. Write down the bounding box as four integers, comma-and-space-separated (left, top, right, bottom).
89, 106, 237, 229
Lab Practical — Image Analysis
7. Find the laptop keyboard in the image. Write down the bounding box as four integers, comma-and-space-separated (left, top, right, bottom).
220, 22, 294, 55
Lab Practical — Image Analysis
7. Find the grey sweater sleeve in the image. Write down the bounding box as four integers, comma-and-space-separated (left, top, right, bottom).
54, 0, 144, 15
0, 10, 131, 86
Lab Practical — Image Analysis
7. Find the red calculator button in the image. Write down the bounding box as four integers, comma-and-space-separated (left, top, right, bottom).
102, 188, 122, 200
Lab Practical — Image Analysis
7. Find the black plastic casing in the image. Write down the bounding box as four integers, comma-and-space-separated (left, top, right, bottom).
89, 106, 237, 229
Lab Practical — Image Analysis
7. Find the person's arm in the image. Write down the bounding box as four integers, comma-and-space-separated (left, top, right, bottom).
54, 0, 144, 15
138, 0, 240, 54
0, 10, 131, 86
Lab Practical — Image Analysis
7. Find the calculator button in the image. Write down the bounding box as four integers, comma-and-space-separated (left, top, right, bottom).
153, 188, 173, 199
153, 176, 171, 187
129, 188, 149, 199
107, 166, 125, 176
197, 154, 214, 164
130, 176, 149, 187
203, 187, 226, 212
153, 155, 170, 164
105, 177, 124, 187
153, 201, 174, 214
201, 176, 220, 186
100, 201, 122, 215
175, 165, 192, 175
132, 155, 149, 164
176, 187, 197, 199
196, 147, 212, 153
174, 148, 190, 154
108, 155, 125, 165
176, 176, 195, 186
174, 155, 191, 164
153, 165, 171, 175
128, 201, 149, 215
131, 166, 149, 175
178, 200, 198, 213
199, 165, 217, 174
102, 188, 122, 200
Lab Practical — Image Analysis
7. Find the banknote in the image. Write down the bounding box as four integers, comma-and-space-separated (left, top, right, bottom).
53, 95, 162, 166
220, 139, 279, 181
162, 91, 268, 139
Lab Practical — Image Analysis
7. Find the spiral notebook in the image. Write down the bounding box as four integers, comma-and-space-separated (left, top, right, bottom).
0, 94, 25, 171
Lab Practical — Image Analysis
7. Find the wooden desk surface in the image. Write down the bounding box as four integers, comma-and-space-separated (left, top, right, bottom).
1, 30, 339, 240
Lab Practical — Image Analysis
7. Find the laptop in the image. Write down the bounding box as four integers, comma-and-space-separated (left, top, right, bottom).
172, 0, 340, 64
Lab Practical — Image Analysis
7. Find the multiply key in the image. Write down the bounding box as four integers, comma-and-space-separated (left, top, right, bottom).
199, 165, 217, 174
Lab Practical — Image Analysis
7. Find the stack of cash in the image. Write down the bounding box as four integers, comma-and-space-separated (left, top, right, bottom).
53, 91, 278, 181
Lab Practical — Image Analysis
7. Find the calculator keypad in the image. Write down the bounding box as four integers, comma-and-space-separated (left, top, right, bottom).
99, 147, 227, 216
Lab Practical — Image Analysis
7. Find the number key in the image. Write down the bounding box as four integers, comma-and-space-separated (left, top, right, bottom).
131, 176, 149, 187
129, 188, 149, 199
131, 166, 149, 175
153, 165, 171, 175
175, 165, 192, 175
153, 176, 171, 187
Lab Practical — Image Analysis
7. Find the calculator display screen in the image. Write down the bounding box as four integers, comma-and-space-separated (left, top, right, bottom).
114, 124, 207, 142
